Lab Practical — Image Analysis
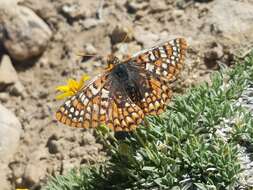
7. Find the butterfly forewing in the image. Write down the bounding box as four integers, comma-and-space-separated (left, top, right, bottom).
133, 38, 187, 82
56, 73, 110, 128
56, 72, 145, 131
56, 38, 187, 131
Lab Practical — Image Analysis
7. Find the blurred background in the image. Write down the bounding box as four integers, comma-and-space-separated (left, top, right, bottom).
0, 0, 252, 189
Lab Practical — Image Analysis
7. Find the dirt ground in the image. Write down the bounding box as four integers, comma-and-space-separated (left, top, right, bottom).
1, 0, 253, 189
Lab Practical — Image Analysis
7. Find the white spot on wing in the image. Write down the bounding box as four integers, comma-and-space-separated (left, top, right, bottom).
100, 108, 106, 114
81, 96, 89, 105
173, 51, 178, 56
87, 106, 91, 112
75, 110, 79, 116
70, 107, 74, 113
85, 113, 90, 119
65, 100, 71, 107
101, 100, 109, 107
90, 85, 100, 95
145, 63, 155, 72
162, 63, 167, 69
149, 52, 156, 61
101, 89, 109, 99
93, 104, 99, 112
156, 68, 161, 75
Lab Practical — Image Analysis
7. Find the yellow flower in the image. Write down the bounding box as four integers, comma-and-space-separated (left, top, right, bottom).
56, 74, 90, 100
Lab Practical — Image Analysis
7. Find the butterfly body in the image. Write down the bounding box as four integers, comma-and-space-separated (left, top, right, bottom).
56, 38, 187, 131
112, 62, 144, 104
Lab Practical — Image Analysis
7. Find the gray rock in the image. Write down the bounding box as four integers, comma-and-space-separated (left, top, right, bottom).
0, 55, 19, 90
207, 0, 253, 36
134, 27, 159, 48
204, 42, 223, 68
0, 54, 26, 96
80, 18, 100, 30
125, 1, 149, 13
47, 139, 60, 154
0, 104, 22, 162
23, 160, 47, 186
110, 25, 133, 45
61, 3, 82, 20
0, 104, 21, 189
0, 164, 11, 190
134, 27, 171, 48
0, 4, 52, 61
113, 42, 141, 59
0, 92, 8, 103
84, 43, 97, 55
149, 0, 167, 12
8, 81, 27, 97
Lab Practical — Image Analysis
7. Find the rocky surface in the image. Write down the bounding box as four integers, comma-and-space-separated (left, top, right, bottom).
0, 1, 52, 61
0, 104, 22, 190
0, 55, 19, 90
0, 0, 252, 189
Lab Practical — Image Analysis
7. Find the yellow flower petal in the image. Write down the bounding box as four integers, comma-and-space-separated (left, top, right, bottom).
56, 91, 74, 100
55, 74, 90, 100
68, 79, 79, 90
56, 85, 70, 92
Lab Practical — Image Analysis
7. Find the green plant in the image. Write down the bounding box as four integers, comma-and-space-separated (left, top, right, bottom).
44, 51, 253, 190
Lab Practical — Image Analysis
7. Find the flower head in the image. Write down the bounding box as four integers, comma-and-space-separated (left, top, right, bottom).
56, 74, 90, 100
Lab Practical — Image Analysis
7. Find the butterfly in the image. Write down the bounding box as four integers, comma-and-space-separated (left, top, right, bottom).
55, 38, 187, 131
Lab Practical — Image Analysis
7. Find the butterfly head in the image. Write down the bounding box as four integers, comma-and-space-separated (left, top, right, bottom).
107, 55, 120, 70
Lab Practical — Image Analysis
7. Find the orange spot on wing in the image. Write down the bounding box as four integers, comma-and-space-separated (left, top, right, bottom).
92, 121, 98, 127
155, 59, 162, 66
61, 116, 67, 123
100, 114, 106, 122
77, 103, 84, 110
83, 120, 90, 128
71, 122, 77, 127
66, 119, 71, 125
73, 99, 78, 107
92, 96, 100, 104
56, 112, 62, 121
165, 45, 173, 56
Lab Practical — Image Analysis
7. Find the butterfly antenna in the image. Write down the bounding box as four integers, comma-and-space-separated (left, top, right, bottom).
76, 51, 105, 62
76, 51, 97, 58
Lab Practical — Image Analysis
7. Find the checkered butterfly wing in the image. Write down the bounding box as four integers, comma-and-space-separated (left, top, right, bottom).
133, 38, 187, 82
127, 38, 187, 115
56, 72, 145, 131
56, 38, 187, 131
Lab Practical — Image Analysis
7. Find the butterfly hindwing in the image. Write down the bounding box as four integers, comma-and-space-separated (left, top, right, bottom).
106, 88, 145, 131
